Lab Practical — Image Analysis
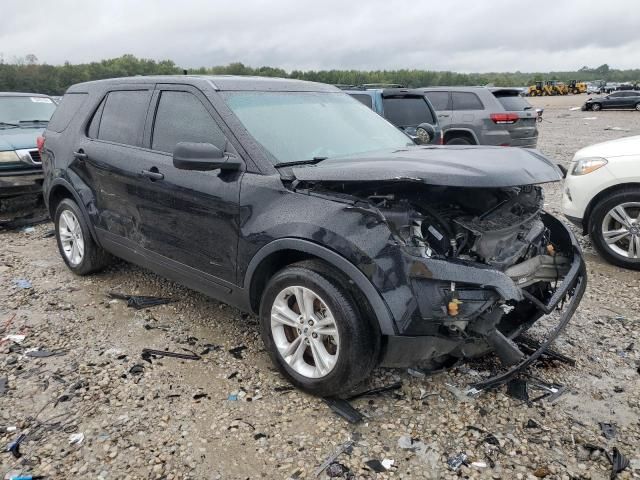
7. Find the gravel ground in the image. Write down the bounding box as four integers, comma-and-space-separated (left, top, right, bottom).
1, 95, 639, 480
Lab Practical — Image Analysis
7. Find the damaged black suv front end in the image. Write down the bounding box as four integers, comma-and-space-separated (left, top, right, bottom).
289, 146, 586, 385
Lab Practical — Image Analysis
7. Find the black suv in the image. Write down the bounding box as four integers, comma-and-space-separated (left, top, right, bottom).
42, 76, 586, 396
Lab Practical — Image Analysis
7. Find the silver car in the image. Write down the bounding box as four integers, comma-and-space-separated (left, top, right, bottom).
422, 87, 539, 147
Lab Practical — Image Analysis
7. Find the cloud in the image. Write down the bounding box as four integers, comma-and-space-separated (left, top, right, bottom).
1, 0, 638, 72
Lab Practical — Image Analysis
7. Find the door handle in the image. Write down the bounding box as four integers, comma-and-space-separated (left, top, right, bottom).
438, 114, 450, 118
141, 169, 164, 181
73, 151, 88, 161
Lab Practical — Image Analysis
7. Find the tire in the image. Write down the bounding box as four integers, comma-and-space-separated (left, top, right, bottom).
259, 261, 378, 397
591, 103, 602, 111
54, 198, 112, 275
446, 136, 472, 146
635, 103, 640, 111
589, 190, 640, 270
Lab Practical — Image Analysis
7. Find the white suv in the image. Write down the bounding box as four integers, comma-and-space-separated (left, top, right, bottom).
562, 135, 640, 270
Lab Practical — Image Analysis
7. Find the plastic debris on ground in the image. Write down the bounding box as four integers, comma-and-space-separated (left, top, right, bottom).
323, 398, 363, 424
346, 381, 402, 400
68, 432, 85, 445
325, 462, 354, 478
2, 335, 26, 344
599, 422, 617, 440
141, 348, 200, 361
12, 279, 32, 289
107, 291, 174, 309
6, 433, 26, 458
314, 440, 355, 477
364, 459, 387, 473
447, 452, 468, 471
227, 394, 238, 401
228, 345, 247, 359
607, 447, 630, 478
25, 348, 63, 358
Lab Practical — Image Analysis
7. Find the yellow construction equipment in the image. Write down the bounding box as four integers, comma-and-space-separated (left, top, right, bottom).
551, 80, 569, 95
528, 81, 553, 96
568, 80, 587, 94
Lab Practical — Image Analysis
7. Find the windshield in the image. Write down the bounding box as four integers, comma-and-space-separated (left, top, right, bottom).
382, 96, 435, 127
492, 92, 532, 111
224, 92, 413, 164
0, 96, 56, 125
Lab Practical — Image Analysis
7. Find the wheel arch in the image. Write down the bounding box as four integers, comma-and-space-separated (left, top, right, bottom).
583, 182, 640, 233
244, 238, 397, 336
47, 179, 100, 244
443, 128, 478, 144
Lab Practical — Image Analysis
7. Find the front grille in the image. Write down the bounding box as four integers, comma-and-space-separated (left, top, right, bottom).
28, 150, 41, 164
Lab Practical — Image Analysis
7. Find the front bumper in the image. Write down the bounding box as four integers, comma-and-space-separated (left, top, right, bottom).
0, 170, 44, 198
380, 213, 587, 374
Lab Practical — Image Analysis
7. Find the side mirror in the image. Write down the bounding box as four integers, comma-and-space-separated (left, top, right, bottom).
414, 123, 436, 145
173, 142, 242, 171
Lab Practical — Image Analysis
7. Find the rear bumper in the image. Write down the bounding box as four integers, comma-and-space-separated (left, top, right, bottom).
0, 171, 44, 198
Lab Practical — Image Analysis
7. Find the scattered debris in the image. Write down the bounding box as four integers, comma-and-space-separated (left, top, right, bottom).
2, 334, 26, 344
347, 381, 402, 400
599, 422, 617, 440
273, 385, 294, 393
141, 348, 200, 361
42, 229, 56, 238
314, 440, 355, 478
108, 292, 173, 309
253, 433, 267, 441
525, 419, 541, 429
506, 378, 529, 402
25, 349, 63, 358
129, 364, 144, 375
200, 344, 221, 355
583, 116, 598, 120
323, 398, 363, 424
444, 383, 478, 402
533, 465, 551, 477
228, 345, 247, 359
569, 107, 581, 111
68, 432, 85, 445
446, 452, 468, 471
12, 279, 32, 289
193, 393, 208, 400
227, 394, 238, 401
604, 126, 630, 132
607, 447, 630, 479
325, 462, 353, 478
471, 461, 488, 468
517, 336, 577, 366
6, 434, 26, 458
364, 459, 387, 473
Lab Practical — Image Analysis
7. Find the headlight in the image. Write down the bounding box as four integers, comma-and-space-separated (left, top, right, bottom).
0, 150, 21, 164
571, 157, 608, 176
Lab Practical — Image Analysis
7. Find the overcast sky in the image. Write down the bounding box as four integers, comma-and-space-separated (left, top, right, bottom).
2, 0, 638, 72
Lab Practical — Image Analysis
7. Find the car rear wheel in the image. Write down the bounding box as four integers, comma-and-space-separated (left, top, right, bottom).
54, 198, 112, 275
446, 136, 472, 146
259, 262, 378, 396
590, 190, 640, 270
591, 103, 602, 111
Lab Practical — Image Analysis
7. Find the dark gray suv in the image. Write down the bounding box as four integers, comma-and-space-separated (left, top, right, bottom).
42, 76, 584, 396
423, 87, 539, 147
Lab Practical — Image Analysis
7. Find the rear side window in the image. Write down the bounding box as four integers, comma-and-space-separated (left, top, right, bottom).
452, 92, 483, 111
492, 92, 532, 111
47, 93, 87, 133
151, 91, 226, 154
349, 94, 373, 109
98, 90, 151, 146
382, 96, 435, 126
424, 91, 449, 110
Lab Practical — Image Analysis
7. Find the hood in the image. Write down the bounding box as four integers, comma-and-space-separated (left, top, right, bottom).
574, 135, 640, 160
292, 146, 563, 188
0, 126, 44, 151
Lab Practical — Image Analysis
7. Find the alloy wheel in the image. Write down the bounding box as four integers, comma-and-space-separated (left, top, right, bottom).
270, 285, 340, 379
601, 202, 640, 259
58, 210, 85, 266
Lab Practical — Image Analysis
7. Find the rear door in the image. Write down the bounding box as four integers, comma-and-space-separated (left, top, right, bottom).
604, 91, 626, 108
423, 90, 451, 129
73, 86, 154, 240
381, 94, 438, 140
491, 89, 538, 147
450, 91, 483, 137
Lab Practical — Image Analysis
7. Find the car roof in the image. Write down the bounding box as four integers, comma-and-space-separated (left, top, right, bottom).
67, 75, 340, 93
0, 92, 52, 97
342, 87, 428, 97
420, 86, 489, 92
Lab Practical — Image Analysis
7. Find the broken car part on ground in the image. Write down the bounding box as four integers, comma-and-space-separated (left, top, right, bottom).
42, 76, 585, 397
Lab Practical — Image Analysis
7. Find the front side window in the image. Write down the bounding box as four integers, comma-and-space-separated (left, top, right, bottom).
382, 96, 435, 127
452, 92, 484, 111
98, 90, 151, 146
152, 91, 226, 154
223, 92, 412, 165
424, 91, 449, 111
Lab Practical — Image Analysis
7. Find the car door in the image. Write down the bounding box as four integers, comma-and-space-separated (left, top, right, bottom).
604, 92, 625, 109
130, 84, 241, 284
73, 86, 154, 241
451, 91, 484, 137
424, 91, 451, 129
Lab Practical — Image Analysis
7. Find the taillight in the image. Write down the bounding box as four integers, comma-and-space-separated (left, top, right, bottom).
490, 113, 519, 124
437, 130, 444, 145
36, 136, 45, 153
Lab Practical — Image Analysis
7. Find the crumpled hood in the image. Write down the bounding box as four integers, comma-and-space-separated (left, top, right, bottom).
292, 146, 563, 188
0, 127, 44, 151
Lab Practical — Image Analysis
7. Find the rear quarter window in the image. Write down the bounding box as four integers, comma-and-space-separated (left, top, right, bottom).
349, 94, 373, 109
452, 92, 484, 111
47, 93, 87, 133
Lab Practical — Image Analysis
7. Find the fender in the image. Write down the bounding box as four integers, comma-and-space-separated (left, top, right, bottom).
47, 177, 101, 246
243, 238, 398, 335
444, 127, 479, 144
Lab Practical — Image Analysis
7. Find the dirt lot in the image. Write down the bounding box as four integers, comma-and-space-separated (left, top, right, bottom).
1, 95, 639, 480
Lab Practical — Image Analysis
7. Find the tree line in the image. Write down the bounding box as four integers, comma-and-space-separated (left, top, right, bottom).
1, 54, 638, 96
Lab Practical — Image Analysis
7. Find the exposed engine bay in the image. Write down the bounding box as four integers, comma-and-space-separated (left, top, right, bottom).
293, 179, 585, 386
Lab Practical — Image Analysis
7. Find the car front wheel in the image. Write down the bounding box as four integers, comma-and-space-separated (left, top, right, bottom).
591, 103, 602, 111
259, 261, 378, 396
635, 103, 640, 111
54, 198, 112, 275
590, 190, 640, 270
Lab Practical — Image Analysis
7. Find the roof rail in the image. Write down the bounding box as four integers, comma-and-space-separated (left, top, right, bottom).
333, 84, 365, 90
361, 83, 406, 89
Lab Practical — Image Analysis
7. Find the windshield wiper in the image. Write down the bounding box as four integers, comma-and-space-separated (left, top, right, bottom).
0, 121, 19, 129
19, 119, 49, 124
275, 157, 328, 168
